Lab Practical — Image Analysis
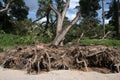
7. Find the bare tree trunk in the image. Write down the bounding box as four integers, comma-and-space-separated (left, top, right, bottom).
50, 0, 70, 46
52, 13, 81, 46
50, 0, 81, 46
102, 0, 105, 38
50, 0, 70, 37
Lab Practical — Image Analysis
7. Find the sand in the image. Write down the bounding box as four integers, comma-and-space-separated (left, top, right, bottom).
0, 67, 120, 80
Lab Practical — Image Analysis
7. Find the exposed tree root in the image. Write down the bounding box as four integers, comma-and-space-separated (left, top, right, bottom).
0, 44, 120, 74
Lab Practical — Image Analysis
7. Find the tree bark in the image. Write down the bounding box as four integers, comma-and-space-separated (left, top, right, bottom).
50, 0, 81, 46
50, 0, 70, 46
102, 0, 105, 38
52, 13, 81, 46
50, 0, 70, 37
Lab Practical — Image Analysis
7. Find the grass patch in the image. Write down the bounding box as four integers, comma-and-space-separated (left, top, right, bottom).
0, 34, 35, 51
1, 33, 120, 51
79, 39, 120, 48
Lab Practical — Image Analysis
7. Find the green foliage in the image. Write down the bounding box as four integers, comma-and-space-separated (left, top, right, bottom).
79, 0, 101, 18
37, 0, 52, 18
0, 34, 19, 47
78, 0, 101, 39
0, 33, 35, 49
79, 18, 102, 38
105, 24, 116, 38
66, 39, 120, 48
31, 25, 54, 43
105, 0, 119, 38
0, 0, 29, 33
9, 0, 29, 20
65, 24, 81, 43
64, 18, 104, 44
13, 19, 32, 35
55, 0, 65, 12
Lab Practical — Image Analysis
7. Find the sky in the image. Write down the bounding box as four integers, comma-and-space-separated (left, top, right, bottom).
24, 0, 111, 24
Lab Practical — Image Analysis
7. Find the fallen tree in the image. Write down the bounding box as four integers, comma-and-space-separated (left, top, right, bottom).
0, 44, 120, 74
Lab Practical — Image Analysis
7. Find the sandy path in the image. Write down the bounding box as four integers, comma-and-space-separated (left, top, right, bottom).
0, 67, 120, 80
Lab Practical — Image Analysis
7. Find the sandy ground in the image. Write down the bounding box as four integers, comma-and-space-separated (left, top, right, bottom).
0, 67, 120, 80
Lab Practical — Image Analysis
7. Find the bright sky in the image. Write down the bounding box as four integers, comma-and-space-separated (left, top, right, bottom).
24, 0, 111, 24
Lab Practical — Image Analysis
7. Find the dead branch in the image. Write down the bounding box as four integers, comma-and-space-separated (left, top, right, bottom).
45, 52, 51, 71
102, 31, 111, 39
76, 58, 88, 71
86, 50, 105, 58
0, 0, 12, 13
114, 63, 120, 73
77, 33, 84, 43
37, 61, 40, 74
50, 4, 60, 16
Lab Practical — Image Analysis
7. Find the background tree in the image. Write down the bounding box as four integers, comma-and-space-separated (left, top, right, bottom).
0, 0, 29, 33
102, 0, 105, 37
36, 0, 52, 30
79, 0, 100, 18
106, 0, 119, 39
9, 0, 29, 20
79, 0, 101, 38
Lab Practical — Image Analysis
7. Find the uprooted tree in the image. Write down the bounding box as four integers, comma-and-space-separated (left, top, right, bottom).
50, 0, 81, 46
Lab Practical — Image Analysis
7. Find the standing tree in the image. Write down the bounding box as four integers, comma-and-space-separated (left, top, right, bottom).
50, 0, 81, 46
79, 0, 100, 18
102, 0, 105, 37
79, 0, 101, 38
106, 0, 119, 38
9, 0, 29, 20
36, 0, 52, 29
0, 0, 29, 33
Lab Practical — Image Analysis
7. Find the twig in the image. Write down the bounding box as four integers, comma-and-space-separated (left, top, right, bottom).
114, 63, 120, 73
76, 58, 88, 71
86, 50, 105, 57
37, 61, 40, 74
77, 33, 84, 43
45, 52, 51, 71
102, 31, 111, 39
0, 0, 12, 12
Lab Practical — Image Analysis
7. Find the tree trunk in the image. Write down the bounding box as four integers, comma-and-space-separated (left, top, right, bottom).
50, 0, 81, 46
102, 0, 105, 38
56, 15, 63, 36
52, 13, 81, 46
50, 0, 70, 46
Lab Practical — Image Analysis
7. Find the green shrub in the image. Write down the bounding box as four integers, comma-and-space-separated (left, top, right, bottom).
0, 33, 35, 49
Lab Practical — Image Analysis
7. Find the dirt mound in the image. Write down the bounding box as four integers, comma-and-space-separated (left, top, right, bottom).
0, 44, 120, 74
